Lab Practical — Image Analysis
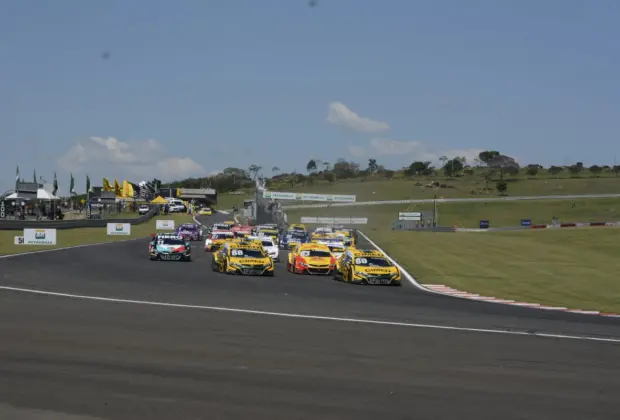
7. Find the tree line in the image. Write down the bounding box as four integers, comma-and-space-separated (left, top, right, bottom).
168, 151, 620, 195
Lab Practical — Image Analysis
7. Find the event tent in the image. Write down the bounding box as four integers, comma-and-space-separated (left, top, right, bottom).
5, 188, 60, 201
150, 196, 168, 204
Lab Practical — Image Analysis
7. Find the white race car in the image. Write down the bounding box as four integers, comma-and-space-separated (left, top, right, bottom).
318, 239, 346, 260
248, 235, 279, 262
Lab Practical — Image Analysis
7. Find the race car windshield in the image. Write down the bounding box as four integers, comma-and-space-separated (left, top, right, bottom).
301, 250, 332, 258
354, 257, 391, 267
159, 238, 185, 245
261, 241, 274, 247
212, 233, 233, 239
230, 249, 265, 258
328, 246, 345, 252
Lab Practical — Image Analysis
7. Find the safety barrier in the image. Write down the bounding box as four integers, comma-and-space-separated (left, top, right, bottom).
0, 207, 158, 230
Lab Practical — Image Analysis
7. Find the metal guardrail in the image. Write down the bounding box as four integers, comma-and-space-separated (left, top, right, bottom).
0, 208, 158, 230
281, 193, 620, 210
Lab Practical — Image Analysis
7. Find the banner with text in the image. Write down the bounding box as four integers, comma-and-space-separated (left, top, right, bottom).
263, 191, 356, 202
23, 228, 57, 245
156, 220, 175, 230
399, 212, 421, 221
107, 223, 131, 236
300, 217, 368, 225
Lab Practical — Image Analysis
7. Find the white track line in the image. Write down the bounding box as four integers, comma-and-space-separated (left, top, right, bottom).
1, 285, 619, 344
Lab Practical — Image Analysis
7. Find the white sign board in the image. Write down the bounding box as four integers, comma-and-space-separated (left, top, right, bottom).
399, 212, 421, 221
107, 223, 131, 236
23, 228, 57, 245
156, 220, 175, 230
300, 217, 368, 224
14, 236, 24, 245
264, 191, 356, 202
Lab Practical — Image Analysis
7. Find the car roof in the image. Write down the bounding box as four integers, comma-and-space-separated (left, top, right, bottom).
299, 243, 330, 250
350, 249, 384, 257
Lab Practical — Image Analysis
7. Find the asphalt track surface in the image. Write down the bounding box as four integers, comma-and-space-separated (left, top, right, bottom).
1, 213, 620, 419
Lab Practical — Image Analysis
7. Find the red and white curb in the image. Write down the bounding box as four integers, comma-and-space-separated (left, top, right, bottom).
424, 284, 620, 318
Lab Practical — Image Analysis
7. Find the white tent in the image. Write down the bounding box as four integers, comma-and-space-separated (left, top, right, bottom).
5, 188, 60, 201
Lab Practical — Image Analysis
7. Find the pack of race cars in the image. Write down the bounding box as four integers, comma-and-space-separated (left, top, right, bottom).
149, 219, 401, 286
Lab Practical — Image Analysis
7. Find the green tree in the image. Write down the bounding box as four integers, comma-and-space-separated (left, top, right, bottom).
478, 150, 500, 164
526, 164, 539, 177
367, 158, 378, 173
306, 159, 317, 173
496, 180, 508, 195
324, 172, 335, 183
589, 165, 603, 177
549, 166, 563, 177
443, 158, 464, 178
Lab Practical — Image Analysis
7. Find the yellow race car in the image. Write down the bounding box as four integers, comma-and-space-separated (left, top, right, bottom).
198, 207, 212, 216
290, 223, 307, 232
232, 237, 263, 248
204, 230, 235, 252
334, 230, 355, 247
334, 249, 401, 286
211, 242, 275, 276
287, 243, 335, 275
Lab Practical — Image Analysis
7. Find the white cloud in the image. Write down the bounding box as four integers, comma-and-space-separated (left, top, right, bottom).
347, 145, 366, 157
326, 102, 390, 134
349, 138, 484, 166
57, 136, 206, 181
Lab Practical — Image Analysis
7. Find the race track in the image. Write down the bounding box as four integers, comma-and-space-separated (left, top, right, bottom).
1, 213, 619, 419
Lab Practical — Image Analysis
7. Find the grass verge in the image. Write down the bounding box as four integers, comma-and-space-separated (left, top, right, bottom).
368, 229, 620, 313
0, 214, 194, 256
285, 200, 620, 312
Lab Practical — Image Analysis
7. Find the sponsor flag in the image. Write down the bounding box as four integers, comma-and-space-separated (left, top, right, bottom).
86, 175, 91, 197
52, 172, 58, 195
70, 173, 76, 195
103, 178, 112, 191
114, 179, 122, 197
15, 166, 19, 188
33, 169, 37, 183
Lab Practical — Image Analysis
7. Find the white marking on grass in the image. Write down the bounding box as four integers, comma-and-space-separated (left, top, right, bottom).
0, 285, 619, 344
0, 237, 147, 260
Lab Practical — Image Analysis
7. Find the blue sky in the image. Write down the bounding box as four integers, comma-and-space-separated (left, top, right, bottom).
2, 0, 620, 194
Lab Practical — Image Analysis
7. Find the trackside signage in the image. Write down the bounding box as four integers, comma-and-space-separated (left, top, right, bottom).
263, 191, 356, 202
300, 217, 368, 224
107, 223, 131, 236
399, 212, 421, 221
23, 228, 57, 245
156, 220, 175, 230
14, 236, 24, 245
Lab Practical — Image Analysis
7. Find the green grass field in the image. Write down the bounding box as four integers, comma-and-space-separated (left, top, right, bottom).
267, 173, 620, 202
365, 228, 620, 313
0, 214, 194, 256
285, 197, 620, 228
285, 199, 620, 312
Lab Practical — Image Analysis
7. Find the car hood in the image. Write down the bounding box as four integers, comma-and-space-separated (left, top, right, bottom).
230, 258, 269, 265
356, 267, 398, 275
303, 257, 332, 265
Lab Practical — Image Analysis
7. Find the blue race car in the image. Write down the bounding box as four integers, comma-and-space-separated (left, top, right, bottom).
279, 230, 308, 249
175, 223, 202, 241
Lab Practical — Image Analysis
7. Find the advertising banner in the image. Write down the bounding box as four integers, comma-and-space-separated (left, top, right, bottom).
399, 212, 421, 221
520, 219, 532, 227
23, 228, 57, 245
263, 191, 356, 202
14, 236, 24, 245
300, 217, 368, 224
107, 223, 131, 236
0, 200, 6, 219
156, 220, 175, 230
479, 220, 490, 229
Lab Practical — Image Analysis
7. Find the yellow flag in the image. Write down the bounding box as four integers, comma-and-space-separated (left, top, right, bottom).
176, 187, 182, 197
114, 179, 121, 196
103, 178, 112, 191
122, 180, 133, 198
